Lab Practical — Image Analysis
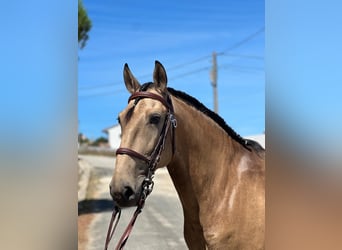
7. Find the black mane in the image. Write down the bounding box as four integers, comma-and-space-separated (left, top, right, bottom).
139, 82, 153, 91
138, 82, 264, 152
167, 88, 264, 153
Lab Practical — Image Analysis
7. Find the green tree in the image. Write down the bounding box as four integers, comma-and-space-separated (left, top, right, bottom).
78, 0, 92, 49
78, 133, 89, 145
90, 137, 108, 146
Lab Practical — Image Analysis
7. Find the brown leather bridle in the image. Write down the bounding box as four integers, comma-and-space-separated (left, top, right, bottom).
104, 91, 177, 250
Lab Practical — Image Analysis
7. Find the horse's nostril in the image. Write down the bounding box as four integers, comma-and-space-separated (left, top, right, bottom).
109, 185, 120, 201
109, 184, 135, 202
123, 186, 135, 201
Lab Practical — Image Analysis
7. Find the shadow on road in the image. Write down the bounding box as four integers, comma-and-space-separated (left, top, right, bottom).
78, 199, 114, 215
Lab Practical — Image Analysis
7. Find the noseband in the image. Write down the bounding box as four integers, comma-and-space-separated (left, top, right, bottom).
116, 91, 177, 198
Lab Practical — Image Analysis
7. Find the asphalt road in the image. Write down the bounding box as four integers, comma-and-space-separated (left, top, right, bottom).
79, 155, 187, 250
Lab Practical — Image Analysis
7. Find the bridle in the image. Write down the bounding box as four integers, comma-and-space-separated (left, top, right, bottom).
104, 91, 177, 250
117, 91, 177, 202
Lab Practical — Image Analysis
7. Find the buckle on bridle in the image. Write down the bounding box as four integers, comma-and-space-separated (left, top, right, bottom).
170, 114, 177, 128
141, 176, 154, 199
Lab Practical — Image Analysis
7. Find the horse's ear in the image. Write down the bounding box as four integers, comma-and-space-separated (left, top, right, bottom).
123, 63, 140, 94
153, 60, 168, 92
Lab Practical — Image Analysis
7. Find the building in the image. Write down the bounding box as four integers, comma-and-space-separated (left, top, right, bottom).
244, 133, 265, 148
102, 124, 121, 150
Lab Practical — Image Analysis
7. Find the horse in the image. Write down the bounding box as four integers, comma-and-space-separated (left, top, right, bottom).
109, 61, 265, 250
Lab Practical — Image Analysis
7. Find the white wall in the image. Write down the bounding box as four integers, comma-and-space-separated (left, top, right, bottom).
107, 125, 121, 150
244, 134, 265, 148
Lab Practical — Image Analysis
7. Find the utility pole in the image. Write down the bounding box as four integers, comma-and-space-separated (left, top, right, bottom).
210, 51, 218, 113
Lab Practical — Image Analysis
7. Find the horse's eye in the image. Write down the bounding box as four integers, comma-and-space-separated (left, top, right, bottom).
149, 114, 161, 125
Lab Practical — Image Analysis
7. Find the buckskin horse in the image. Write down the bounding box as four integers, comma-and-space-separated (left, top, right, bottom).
109, 61, 265, 249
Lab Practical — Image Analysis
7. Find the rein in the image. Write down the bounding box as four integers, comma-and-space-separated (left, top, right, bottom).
104, 91, 177, 250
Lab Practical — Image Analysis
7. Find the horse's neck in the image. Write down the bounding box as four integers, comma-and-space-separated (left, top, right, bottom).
167, 98, 246, 209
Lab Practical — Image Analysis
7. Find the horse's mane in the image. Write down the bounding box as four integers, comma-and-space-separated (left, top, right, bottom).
139, 82, 264, 153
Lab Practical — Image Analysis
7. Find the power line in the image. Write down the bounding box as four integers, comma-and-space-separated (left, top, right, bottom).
79, 53, 261, 91
80, 66, 212, 98
219, 27, 265, 54
79, 63, 263, 99
220, 53, 263, 60
80, 81, 122, 90
79, 27, 264, 93
79, 88, 126, 99
219, 63, 264, 71
169, 66, 211, 81
79, 56, 211, 91
167, 55, 211, 71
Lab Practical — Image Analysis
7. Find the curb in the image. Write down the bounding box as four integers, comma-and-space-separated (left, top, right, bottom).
78, 158, 92, 201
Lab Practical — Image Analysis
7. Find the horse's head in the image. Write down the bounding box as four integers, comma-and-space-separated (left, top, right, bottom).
109, 61, 175, 207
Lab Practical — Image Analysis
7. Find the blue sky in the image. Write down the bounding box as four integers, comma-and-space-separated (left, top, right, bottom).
78, 0, 265, 140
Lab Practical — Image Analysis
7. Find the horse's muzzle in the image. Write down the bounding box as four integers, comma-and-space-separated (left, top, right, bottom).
109, 184, 140, 207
